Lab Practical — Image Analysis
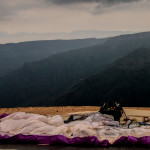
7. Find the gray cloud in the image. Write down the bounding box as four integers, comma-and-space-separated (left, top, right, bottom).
47, 0, 149, 15
0, 1, 13, 20
0, 0, 45, 21
0, 0, 149, 22
48, 0, 141, 5
0, 0, 150, 36
0, 0, 147, 21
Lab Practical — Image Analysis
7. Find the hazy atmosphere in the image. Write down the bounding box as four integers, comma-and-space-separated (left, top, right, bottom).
0, 0, 150, 43
1, 1, 150, 147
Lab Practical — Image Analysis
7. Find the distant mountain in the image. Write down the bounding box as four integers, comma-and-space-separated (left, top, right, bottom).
1, 31, 150, 107
0, 38, 104, 77
0, 30, 132, 44
50, 47, 150, 107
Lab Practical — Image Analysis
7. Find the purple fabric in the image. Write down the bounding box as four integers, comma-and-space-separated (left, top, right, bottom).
0, 134, 150, 147
0, 114, 9, 120
113, 136, 150, 147
0, 113, 150, 147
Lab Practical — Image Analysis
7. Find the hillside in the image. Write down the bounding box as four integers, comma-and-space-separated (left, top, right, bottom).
51, 47, 150, 107
1, 32, 150, 107
0, 38, 103, 77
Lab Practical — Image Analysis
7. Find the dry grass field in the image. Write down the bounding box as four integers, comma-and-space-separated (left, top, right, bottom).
0, 106, 99, 119
0, 106, 150, 121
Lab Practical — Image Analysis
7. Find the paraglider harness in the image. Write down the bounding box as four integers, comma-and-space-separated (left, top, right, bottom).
99, 102, 125, 121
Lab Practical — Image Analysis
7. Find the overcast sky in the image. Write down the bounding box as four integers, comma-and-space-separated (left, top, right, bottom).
0, 0, 150, 42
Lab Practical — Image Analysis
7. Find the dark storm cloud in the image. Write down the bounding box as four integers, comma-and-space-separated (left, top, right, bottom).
48, 0, 141, 5
0, 0, 148, 21
47, 0, 146, 14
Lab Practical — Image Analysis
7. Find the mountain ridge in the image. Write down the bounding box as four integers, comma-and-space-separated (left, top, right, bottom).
50, 47, 150, 107
0, 38, 104, 77
1, 32, 150, 107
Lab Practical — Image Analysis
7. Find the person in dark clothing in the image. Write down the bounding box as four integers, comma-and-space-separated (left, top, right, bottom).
64, 101, 124, 124
99, 101, 123, 121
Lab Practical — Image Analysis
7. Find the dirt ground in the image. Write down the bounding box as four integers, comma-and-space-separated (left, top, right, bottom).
0, 106, 99, 119
0, 106, 150, 121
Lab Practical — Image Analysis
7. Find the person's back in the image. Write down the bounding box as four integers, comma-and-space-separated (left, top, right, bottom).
99, 101, 123, 121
